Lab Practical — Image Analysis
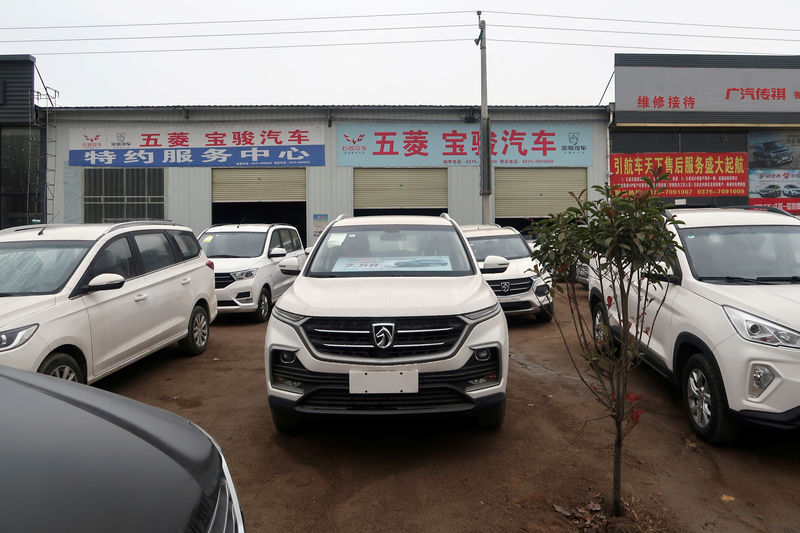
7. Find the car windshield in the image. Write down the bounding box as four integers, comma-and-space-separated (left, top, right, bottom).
307, 224, 474, 277
0, 241, 92, 296
200, 231, 266, 258
467, 234, 531, 262
678, 225, 800, 282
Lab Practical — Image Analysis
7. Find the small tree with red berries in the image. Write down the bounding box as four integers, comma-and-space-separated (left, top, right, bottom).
529, 169, 681, 516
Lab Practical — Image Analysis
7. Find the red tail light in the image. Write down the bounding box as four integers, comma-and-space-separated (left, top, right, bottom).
206, 260, 214, 270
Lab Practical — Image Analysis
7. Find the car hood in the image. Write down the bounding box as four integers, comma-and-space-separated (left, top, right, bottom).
478, 257, 541, 280
278, 274, 496, 317
692, 282, 800, 329
0, 295, 56, 328
209, 256, 263, 273
0, 367, 221, 533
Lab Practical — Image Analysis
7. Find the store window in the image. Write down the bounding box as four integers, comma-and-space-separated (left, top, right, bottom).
83, 168, 164, 223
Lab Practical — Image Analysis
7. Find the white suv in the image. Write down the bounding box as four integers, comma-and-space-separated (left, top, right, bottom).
0, 221, 217, 384
265, 214, 509, 432
199, 223, 306, 322
589, 207, 800, 443
462, 224, 553, 321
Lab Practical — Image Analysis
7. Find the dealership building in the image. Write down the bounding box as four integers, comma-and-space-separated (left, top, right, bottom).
3, 53, 800, 242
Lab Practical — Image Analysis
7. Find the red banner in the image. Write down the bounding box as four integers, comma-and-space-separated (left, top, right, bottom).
610, 152, 748, 197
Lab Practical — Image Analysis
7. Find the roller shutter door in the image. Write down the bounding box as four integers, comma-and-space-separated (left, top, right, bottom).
495, 167, 587, 218
211, 168, 306, 202
353, 168, 447, 209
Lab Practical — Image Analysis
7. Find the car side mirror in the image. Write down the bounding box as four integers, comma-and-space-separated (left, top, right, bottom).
85, 273, 125, 293
268, 247, 287, 259
481, 255, 509, 274
279, 256, 301, 276
304, 246, 314, 255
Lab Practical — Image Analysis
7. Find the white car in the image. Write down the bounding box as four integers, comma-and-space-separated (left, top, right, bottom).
589, 207, 800, 443
461, 224, 553, 321
265, 214, 509, 432
0, 221, 217, 384
199, 223, 306, 322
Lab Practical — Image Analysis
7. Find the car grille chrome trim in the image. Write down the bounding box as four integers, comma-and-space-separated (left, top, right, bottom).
487, 277, 533, 296
300, 315, 468, 363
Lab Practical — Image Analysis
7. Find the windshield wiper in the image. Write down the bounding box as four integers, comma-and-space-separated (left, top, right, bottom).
207, 254, 241, 258
755, 276, 800, 283
696, 276, 765, 284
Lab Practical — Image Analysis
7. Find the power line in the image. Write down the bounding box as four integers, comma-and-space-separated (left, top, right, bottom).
492, 38, 773, 55
0, 10, 474, 31
493, 24, 800, 45
0, 24, 473, 44
485, 10, 800, 34
28, 38, 471, 56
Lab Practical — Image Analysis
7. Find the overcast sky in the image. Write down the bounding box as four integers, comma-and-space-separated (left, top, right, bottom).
2, 0, 798, 108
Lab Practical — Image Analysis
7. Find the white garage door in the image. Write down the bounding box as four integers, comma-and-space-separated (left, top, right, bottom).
495, 167, 587, 218
211, 168, 306, 202
353, 168, 447, 209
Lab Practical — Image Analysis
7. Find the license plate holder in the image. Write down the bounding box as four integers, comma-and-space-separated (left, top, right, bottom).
348, 370, 419, 394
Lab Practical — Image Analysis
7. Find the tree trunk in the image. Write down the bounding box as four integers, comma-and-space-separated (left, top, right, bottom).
613, 419, 623, 516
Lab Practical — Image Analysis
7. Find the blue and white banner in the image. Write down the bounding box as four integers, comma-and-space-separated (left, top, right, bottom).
68, 123, 325, 167
336, 122, 593, 167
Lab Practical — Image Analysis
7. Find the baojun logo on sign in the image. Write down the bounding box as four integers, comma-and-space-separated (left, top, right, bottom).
111, 132, 132, 148
341, 133, 367, 152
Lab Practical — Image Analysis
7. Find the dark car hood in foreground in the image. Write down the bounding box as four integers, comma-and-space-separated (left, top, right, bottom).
0, 366, 221, 533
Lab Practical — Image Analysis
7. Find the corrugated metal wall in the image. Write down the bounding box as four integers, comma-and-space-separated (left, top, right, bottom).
0, 56, 34, 124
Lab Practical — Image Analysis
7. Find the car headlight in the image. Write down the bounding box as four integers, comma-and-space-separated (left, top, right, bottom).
272, 306, 306, 325
0, 324, 39, 352
463, 302, 502, 321
724, 307, 800, 348
230, 268, 258, 281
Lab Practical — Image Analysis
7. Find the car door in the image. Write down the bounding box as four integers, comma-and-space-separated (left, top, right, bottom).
81, 235, 166, 376
627, 260, 679, 366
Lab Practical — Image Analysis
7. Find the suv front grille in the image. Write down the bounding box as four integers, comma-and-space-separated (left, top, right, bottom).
301, 316, 467, 360
215, 273, 235, 289
487, 277, 533, 296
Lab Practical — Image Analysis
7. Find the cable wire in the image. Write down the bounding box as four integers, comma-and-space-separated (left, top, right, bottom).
492, 38, 773, 55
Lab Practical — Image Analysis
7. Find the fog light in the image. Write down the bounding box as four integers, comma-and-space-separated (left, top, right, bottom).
279, 350, 296, 364
474, 348, 492, 362
749, 364, 776, 398
236, 291, 252, 304
468, 373, 498, 388
274, 375, 303, 390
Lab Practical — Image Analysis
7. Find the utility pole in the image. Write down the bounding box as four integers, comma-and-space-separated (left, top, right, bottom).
475, 11, 492, 224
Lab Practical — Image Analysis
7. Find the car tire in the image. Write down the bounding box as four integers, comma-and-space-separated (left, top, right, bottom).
270, 407, 301, 434
179, 305, 210, 356
252, 286, 271, 323
682, 353, 739, 445
39, 352, 85, 384
476, 399, 506, 430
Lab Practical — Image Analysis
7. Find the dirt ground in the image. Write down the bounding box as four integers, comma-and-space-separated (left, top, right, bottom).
98, 288, 800, 533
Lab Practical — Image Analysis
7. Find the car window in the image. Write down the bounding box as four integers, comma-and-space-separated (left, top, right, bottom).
279, 229, 296, 252
291, 229, 303, 251
268, 230, 282, 252
133, 232, 175, 273
200, 231, 267, 258
85, 237, 135, 280
307, 224, 474, 277
171, 231, 201, 260
467, 234, 531, 262
0, 241, 92, 296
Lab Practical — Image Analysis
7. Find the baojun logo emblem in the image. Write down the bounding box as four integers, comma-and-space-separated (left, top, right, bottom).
568, 132, 580, 146
500, 281, 511, 293
372, 323, 395, 349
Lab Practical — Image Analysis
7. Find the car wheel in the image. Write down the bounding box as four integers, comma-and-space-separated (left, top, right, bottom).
39, 353, 85, 384
179, 305, 210, 356
252, 286, 271, 323
270, 406, 300, 433
682, 353, 739, 444
476, 399, 506, 430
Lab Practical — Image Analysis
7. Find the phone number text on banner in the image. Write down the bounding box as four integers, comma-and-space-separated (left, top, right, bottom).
610, 152, 748, 197
69, 145, 325, 167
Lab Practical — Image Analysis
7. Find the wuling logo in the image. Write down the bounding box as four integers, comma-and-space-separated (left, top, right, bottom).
372, 323, 395, 349
342, 133, 367, 152
81, 134, 102, 148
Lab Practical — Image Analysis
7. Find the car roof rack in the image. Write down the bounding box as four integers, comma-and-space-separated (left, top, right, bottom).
101, 220, 176, 236
722, 205, 794, 216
